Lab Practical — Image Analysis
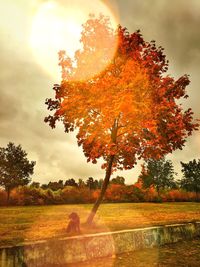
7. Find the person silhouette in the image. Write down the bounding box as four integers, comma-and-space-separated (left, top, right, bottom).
66, 212, 80, 234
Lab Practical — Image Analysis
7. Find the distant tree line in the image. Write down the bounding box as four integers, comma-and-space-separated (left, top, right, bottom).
139, 158, 200, 199
0, 142, 200, 206
32, 176, 125, 191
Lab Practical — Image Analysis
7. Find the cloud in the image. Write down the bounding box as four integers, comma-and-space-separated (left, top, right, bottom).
0, 0, 199, 185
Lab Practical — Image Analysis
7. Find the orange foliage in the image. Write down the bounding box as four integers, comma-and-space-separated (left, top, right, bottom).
1, 185, 200, 206
92, 189, 100, 200
164, 190, 198, 202
134, 178, 144, 189
105, 184, 125, 201
45, 14, 198, 173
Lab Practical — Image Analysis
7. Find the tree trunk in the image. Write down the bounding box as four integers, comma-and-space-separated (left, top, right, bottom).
156, 186, 160, 197
86, 155, 115, 225
195, 190, 198, 202
6, 188, 10, 205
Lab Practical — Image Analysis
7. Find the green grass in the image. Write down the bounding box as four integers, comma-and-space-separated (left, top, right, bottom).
0, 202, 200, 247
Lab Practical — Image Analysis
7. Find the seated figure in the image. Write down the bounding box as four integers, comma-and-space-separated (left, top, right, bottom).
67, 212, 80, 234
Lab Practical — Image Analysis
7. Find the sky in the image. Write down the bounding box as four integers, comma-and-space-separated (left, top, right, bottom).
0, 0, 200, 185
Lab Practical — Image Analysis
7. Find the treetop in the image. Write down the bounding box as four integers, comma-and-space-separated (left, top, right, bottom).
45, 14, 199, 171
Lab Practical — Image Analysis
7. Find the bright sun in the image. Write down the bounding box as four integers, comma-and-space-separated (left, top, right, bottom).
30, 0, 118, 81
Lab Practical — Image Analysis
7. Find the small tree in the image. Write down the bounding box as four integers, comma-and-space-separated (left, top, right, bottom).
30, 182, 40, 188
86, 177, 99, 190
139, 158, 176, 195
45, 15, 198, 224
0, 142, 35, 203
65, 178, 78, 187
110, 176, 125, 185
48, 180, 64, 191
98, 179, 104, 189
180, 159, 200, 197
78, 178, 86, 188
41, 183, 48, 190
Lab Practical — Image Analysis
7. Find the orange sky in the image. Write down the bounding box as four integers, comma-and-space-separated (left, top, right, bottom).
0, 0, 199, 185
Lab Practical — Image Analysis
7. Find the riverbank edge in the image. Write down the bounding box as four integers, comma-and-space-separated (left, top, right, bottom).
1, 221, 200, 266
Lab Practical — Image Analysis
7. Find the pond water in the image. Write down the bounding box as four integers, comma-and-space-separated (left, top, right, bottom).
67, 238, 200, 267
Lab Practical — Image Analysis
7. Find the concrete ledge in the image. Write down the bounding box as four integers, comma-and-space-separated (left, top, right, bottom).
1, 222, 200, 267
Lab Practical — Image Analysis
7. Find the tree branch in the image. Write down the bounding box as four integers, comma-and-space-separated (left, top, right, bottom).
117, 131, 128, 138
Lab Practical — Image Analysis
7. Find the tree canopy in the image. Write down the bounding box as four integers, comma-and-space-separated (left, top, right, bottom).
110, 176, 125, 185
139, 158, 176, 193
45, 15, 198, 171
45, 15, 198, 223
180, 159, 200, 194
0, 142, 35, 202
65, 178, 78, 187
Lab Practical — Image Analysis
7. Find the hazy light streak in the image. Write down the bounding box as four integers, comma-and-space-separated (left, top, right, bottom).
30, 0, 119, 81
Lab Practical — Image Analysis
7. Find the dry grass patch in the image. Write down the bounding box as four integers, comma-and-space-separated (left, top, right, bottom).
0, 202, 200, 247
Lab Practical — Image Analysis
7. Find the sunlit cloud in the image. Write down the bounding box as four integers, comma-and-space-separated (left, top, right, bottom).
0, 0, 199, 184
30, 0, 119, 81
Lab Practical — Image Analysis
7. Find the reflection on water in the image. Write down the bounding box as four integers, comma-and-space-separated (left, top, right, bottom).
1, 238, 199, 267
67, 238, 200, 267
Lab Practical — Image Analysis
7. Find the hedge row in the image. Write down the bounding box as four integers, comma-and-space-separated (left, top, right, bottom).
0, 184, 200, 206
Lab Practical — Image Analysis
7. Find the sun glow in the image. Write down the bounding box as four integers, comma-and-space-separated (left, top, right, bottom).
30, 0, 118, 81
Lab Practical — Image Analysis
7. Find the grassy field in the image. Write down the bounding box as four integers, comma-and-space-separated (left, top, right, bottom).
0, 202, 200, 247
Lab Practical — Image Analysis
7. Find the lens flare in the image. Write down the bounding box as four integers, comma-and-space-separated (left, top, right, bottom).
23, 205, 115, 266
30, 0, 119, 81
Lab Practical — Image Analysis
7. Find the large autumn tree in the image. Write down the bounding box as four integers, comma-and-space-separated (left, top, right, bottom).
45, 15, 198, 224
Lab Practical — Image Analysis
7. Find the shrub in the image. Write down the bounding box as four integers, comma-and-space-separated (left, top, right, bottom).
1, 184, 200, 206
164, 189, 197, 202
